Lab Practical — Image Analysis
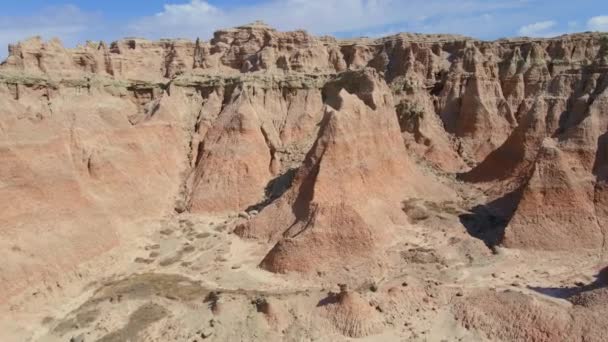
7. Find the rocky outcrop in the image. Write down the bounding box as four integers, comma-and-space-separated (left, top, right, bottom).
462, 98, 547, 183
3, 28, 606, 172
1, 23, 608, 303
185, 74, 326, 213
234, 69, 453, 276
501, 138, 604, 250
513, 66, 608, 249
319, 285, 383, 338
453, 278, 608, 342
459, 37, 608, 251
0, 76, 191, 302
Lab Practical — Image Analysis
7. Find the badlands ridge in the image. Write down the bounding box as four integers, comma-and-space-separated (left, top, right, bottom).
1, 22, 608, 341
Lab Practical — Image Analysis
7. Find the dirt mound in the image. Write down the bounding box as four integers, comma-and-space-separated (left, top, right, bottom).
569, 287, 608, 308
253, 297, 288, 330
453, 289, 571, 342
258, 203, 378, 274
319, 285, 383, 338
454, 283, 608, 342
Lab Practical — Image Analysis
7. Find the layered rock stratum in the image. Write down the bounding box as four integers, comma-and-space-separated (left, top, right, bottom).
2, 22, 608, 341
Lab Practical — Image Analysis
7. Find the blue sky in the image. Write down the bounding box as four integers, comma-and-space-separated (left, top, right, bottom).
1, 1, 607, 59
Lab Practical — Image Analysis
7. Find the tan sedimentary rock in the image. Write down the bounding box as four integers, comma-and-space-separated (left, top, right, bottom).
188, 90, 275, 212
1, 23, 608, 305
458, 36, 608, 250
499, 60, 608, 250
0, 77, 190, 302
235, 69, 453, 275
454, 281, 608, 342
462, 98, 547, 183
319, 286, 383, 338
502, 138, 605, 250
185, 74, 326, 213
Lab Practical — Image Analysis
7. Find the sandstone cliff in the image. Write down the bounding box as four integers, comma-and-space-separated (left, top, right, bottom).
2, 22, 608, 305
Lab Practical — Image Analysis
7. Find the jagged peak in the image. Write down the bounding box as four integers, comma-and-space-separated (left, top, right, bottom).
237, 20, 272, 29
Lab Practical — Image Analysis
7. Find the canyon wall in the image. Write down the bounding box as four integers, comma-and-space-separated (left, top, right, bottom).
1, 21, 608, 301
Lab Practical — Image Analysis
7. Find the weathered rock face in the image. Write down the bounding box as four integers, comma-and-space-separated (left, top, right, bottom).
319, 287, 383, 338
1, 23, 608, 303
186, 75, 326, 213
461, 98, 547, 183
234, 69, 454, 276
453, 283, 608, 342
4, 27, 606, 169
502, 139, 605, 250
1, 36, 196, 81
206, 22, 348, 74
0, 78, 192, 301
460, 36, 608, 251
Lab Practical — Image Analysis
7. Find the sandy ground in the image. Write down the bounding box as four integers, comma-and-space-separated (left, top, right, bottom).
2, 195, 606, 342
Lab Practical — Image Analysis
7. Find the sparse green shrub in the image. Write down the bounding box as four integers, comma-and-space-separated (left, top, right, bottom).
396, 102, 425, 134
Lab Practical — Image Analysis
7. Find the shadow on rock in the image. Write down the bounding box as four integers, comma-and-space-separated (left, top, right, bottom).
246, 168, 297, 212
316, 292, 341, 307
529, 266, 608, 299
459, 185, 525, 248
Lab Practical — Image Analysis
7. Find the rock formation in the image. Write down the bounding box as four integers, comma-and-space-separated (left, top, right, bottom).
0, 75, 191, 302
454, 278, 608, 342
460, 35, 608, 251
319, 284, 383, 338
2, 22, 608, 308
186, 74, 326, 213
234, 68, 453, 275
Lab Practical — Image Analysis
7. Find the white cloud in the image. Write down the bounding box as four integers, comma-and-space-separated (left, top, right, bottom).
128, 0, 527, 39
414, 12, 514, 39
568, 21, 579, 29
0, 5, 99, 59
518, 20, 559, 37
588, 16, 608, 31
0, 0, 549, 61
